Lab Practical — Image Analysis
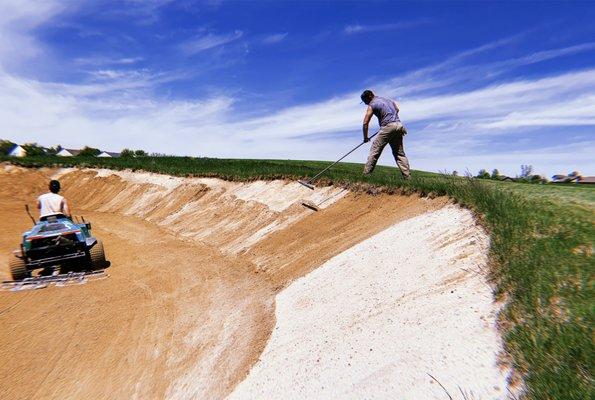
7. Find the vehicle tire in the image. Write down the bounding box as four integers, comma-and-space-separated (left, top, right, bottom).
89, 240, 107, 270
9, 257, 29, 281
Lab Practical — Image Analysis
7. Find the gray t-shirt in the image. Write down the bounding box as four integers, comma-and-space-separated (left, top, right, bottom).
370, 96, 400, 126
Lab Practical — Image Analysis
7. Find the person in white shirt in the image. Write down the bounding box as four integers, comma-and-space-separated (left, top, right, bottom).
37, 180, 70, 221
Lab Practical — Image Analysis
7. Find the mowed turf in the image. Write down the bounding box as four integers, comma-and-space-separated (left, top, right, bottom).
3, 155, 594, 400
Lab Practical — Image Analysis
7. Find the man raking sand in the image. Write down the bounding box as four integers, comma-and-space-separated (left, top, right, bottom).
298, 89, 411, 209
360, 89, 411, 180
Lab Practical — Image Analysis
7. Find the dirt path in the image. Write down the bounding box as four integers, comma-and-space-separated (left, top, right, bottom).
0, 166, 441, 399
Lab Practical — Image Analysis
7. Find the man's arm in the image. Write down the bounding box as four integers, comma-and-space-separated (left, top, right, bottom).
362, 106, 374, 142
37, 199, 41, 210
61, 198, 70, 217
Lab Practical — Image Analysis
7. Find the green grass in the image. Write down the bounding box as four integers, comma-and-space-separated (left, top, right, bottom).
2, 155, 594, 399
482, 179, 595, 213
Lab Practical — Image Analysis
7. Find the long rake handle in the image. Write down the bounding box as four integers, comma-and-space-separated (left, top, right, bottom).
307, 131, 378, 184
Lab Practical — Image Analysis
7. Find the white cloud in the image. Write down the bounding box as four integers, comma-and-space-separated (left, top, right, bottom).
0, 65, 235, 153
262, 33, 288, 44
196, 68, 595, 147
75, 56, 144, 66
92, 69, 142, 79
179, 30, 243, 55
344, 19, 431, 34
344, 24, 364, 34
0, 0, 66, 68
514, 42, 595, 65
403, 69, 595, 123
102, 0, 175, 25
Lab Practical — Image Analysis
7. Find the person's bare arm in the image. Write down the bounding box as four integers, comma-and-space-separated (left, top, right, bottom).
37, 199, 41, 210
363, 106, 374, 142
61, 198, 70, 217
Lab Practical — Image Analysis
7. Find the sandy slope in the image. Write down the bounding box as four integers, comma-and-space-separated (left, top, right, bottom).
228, 206, 509, 399
0, 165, 448, 399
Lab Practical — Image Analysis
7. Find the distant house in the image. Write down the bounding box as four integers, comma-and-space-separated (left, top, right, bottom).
551, 174, 577, 183
551, 172, 594, 184
8, 145, 26, 157
498, 176, 515, 182
97, 151, 121, 158
578, 176, 595, 185
57, 148, 81, 157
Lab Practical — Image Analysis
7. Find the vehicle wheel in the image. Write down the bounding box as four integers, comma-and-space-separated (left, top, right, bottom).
89, 240, 107, 270
9, 256, 29, 281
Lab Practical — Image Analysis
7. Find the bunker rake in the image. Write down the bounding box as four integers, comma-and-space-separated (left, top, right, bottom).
298, 131, 378, 211
300, 188, 349, 212
2, 270, 108, 291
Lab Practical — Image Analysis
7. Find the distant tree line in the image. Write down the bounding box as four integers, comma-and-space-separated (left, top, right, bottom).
120, 148, 148, 157
472, 164, 547, 183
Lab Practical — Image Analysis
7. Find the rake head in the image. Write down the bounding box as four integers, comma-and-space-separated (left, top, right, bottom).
301, 201, 319, 211
297, 180, 315, 190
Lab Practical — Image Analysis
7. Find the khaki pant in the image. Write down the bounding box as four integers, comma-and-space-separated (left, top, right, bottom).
364, 122, 410, 178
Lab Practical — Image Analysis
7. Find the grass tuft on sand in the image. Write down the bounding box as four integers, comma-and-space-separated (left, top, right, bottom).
2, 155, 593, 400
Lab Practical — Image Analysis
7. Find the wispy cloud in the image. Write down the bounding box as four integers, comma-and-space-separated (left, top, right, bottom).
2, 63, 594, 175
101, 0, 175, 25
378, 37, 595, 98
0, 0, 66, 68
344, 19, 431, 34
113, 56, 143, 65
88, 68, 166, 84
391, 32, 528, 84
262, 33, 288, 45
498, 42, 595, 69
75, 56, 144, 66
179, 30, 243, 55
197, 68, 595, 155
0, 63, 235, 149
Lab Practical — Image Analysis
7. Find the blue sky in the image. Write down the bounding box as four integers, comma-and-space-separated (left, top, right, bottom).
1, 0, 594, 177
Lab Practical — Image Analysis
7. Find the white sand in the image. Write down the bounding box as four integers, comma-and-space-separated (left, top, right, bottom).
228, 206, 509, 400
85, 168, 347, 212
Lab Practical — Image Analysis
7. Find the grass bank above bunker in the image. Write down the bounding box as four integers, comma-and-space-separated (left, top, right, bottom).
2, 156, 594, 400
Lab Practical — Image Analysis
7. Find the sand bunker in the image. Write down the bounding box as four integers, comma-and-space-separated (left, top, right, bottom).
0, 165, 508, 399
